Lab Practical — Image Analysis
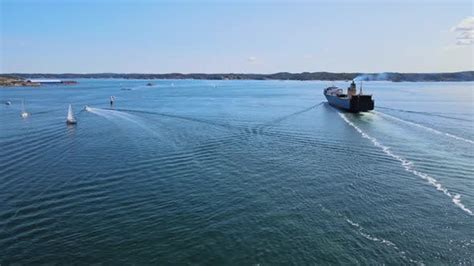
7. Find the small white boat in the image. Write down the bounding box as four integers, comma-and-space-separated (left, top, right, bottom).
20, 100, 29, 118
84, 105, 91, 112
5, 101, 12, 105
66, 104, 77, 124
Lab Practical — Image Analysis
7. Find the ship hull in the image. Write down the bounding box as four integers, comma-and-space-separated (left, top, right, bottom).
325, 94, 374, 112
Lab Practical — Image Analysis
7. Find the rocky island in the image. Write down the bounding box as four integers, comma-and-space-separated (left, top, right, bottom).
0, 76, 78, 87
0, 76, 40, 87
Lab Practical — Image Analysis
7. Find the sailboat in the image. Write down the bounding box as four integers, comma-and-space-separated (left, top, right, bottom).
66, 104, 77, 124
21, 100, 29, 118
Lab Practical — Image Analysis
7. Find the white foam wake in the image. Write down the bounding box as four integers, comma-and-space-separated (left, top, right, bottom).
87, 107, 135, 120
87, 107, 158, 136
375, 111, 474, 145
339, 113, 473, 216
319, 204, 422, 264
346, 219, 396, 247
345, 218, 423, 265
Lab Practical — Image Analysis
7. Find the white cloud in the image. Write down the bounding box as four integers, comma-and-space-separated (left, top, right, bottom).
451, 16, 474, 46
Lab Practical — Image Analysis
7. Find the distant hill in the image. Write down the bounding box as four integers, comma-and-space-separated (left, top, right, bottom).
2, 71, 473, 82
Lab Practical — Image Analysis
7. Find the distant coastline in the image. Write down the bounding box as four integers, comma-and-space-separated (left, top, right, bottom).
1, 71, 473, 83
0, 77, 78, 87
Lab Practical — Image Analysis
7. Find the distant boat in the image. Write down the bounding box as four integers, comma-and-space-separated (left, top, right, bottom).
20, 100, 29, 118
84, 105, 92, 112
66, 104, 77, 124
5, 101, 11, 105
146, 82, 153, 86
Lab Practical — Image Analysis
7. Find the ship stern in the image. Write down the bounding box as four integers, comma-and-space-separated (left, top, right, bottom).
349, 95, 374, 112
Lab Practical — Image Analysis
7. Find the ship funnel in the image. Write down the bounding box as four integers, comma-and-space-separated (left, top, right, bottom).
348, 80, 357, 97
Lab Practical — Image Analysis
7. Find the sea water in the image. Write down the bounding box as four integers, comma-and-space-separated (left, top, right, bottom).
0, 79, 473, 264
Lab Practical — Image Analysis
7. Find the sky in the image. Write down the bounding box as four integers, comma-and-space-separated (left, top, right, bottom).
0, 0, 473, 73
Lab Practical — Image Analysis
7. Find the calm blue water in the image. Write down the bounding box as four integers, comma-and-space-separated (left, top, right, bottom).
0, 79, 473, 264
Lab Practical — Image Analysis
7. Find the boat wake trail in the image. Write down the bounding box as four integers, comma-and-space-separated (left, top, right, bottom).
86, 107, 158, 135
109, 108, 236, 130
377, 106, 473, 122
345, 218, 423, 265
87, 107, 135, 121
375, 111, 474, 144
254, 102, 324, 135
261, 102, 324, 126
318, 204, 422, 264
339, 113, 473, 216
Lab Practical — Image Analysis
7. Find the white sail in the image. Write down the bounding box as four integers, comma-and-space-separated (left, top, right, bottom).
67, 104, 76, 124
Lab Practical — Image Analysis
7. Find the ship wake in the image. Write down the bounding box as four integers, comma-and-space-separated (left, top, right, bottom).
318, 204, 423, 264
345, 218, 423, 265
375, 111, 474, 144
377, 106, 473, 122
339, 113, 473, 216
254, 102, 324, 133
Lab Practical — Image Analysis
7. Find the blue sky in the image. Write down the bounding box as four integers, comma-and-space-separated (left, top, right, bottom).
1, 0, 472, 73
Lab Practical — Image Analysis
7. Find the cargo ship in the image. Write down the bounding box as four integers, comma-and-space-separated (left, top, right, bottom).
324, 81, 374, 112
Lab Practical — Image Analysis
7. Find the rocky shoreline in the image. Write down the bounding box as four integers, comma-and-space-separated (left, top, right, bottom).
0, 77, 79, 87
0, 77, 40, 87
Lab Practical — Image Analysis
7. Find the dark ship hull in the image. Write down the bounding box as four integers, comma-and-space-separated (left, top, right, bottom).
325, 94, 374, 112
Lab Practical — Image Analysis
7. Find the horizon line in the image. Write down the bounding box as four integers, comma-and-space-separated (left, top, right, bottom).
2, 70, 473, 75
